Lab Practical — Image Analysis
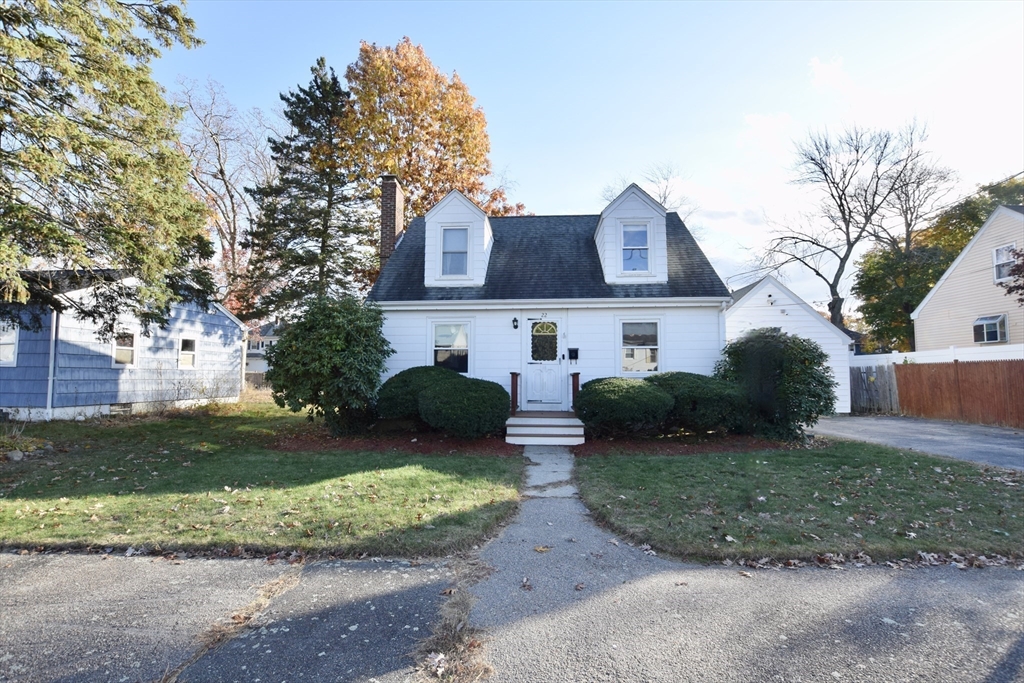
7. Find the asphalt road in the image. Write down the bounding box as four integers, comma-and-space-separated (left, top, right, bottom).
0, 552, 449, 683
810, 415, 1024, 470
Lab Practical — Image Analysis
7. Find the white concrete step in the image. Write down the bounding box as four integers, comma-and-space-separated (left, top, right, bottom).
506, 434, 585, 446
507, 425, 583, 437
506, 416, 584, 428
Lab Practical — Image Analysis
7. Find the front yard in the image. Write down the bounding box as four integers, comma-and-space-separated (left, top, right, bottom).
576, 439, 1024, 563
0, 403, 522, 557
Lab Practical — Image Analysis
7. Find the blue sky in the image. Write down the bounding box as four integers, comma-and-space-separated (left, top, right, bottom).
152, 1, 1024, 310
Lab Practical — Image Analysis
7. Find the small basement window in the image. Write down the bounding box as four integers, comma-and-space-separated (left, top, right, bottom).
113, 333, 136, 366
0, 324, 17, 367
973, 315, 1007, 344
994, 243, 1016, 282
433, 323, 468, 373
179, 338, 196, 368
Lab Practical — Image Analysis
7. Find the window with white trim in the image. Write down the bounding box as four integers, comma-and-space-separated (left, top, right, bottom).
973, 315, 1007, 344
179, 338, 196, 368
0, 324, 17, 367
994, 243, 1016, 282
441, 227, 469, 276
621, 322, 658, 372
621, 223, 650, 273
433, 323, 469, 373
113, 333, 136, 366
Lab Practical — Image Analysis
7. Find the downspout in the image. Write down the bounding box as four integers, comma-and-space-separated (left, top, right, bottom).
45, 309, 60, 421
719, 301, 728, 350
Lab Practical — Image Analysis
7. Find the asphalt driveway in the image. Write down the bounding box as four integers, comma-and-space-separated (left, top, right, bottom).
810, 415, 1024, 470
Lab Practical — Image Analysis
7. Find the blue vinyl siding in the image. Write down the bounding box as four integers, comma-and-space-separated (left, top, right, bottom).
52, 303, 243, 408
0, 311, 53, 408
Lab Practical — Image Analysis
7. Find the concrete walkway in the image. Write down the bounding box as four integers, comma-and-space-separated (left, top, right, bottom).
810, 415, 1024, 470
468, 445, 1024, 682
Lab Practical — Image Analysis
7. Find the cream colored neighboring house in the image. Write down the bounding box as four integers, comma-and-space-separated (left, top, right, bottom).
911, 205, 1024, 351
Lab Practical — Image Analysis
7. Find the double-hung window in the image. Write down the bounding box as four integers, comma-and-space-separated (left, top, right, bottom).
621, 322, 658, 372
442, 227, 469, 276
0, 324, 17, 367
994, 244, 1016, 282
973, 315, 1007, 343
179, 338, 197, 368
433, 323, 469, 373
113, 333, 136, 367
622, 224, 650, 273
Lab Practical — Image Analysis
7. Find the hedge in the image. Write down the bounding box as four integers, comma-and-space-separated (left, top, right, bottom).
574, 377, 673, 436
417, 377, 510, 438
644, 371, 746, 434
376, 366, 464, 420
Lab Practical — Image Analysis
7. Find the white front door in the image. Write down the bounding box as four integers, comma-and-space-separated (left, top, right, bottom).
524, 315, 566, 409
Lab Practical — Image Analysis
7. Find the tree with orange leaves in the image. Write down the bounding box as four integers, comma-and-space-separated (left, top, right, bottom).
346, 37, 525, 219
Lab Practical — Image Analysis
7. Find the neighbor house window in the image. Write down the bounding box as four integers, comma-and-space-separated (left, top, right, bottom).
441, 227, 469, 276
621, 322, 658, 372
433, 323, 469, 373
113, 333, 136, 366
622, 223, 650, 272
179, 338, 196, 368
0, 324, 17, 367
973, 315, 1007, 343
994, 244, 1016, 282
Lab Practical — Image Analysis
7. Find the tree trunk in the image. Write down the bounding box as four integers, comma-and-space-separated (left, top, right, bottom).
828, 296, 845, 328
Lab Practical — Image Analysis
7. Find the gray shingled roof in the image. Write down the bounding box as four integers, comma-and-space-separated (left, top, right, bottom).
728, 278, 763, 305
368, 212, 729, 302
1006, 205, 1024, 215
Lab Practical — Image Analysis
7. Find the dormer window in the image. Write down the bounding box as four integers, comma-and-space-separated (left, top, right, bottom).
442, 227, 469, 276
622, 223, 650, 273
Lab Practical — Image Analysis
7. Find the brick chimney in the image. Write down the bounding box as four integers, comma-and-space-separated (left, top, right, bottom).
380, 174, 404, 267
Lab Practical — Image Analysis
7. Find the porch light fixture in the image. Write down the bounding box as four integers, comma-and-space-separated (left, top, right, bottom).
512, 317, 519, 330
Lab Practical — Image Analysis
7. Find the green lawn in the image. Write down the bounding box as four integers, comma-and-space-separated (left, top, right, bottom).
0, 403, 522, 557
575, 440, 1024, 562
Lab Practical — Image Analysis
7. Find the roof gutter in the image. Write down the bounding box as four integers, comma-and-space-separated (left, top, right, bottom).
375, 296, 733, 312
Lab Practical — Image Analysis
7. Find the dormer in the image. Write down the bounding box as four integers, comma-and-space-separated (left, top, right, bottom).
594, 184, 668, 284
423, 190, 493, 288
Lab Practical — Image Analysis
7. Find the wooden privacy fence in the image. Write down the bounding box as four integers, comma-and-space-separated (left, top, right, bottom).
245, 372, 268, 390
850, 365, 899, 414
851, 360, 1024, 429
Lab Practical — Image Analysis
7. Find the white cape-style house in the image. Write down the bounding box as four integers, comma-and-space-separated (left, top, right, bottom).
367, 176, 732, 444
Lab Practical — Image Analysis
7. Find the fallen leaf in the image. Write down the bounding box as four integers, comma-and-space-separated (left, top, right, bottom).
440, 587, 456, 596
534, 545, 552, 553
574, 583, 585, 591
738, 571, 753, 578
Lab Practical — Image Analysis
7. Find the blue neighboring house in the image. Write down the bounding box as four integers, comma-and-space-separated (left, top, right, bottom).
0, 271, 248, 421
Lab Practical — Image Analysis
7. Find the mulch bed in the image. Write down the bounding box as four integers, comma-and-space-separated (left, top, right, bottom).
273, 425, 522, 457
573, 433, 799, 457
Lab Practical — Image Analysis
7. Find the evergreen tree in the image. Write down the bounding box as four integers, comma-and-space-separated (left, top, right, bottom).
241, 59, 374, 319
0, 0, 211, 337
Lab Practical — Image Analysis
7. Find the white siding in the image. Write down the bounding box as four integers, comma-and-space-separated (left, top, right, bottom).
725, 279, 852, 414
381, 303, 725, 409
595, 187, 668, 285
423, 192, 493, 288
914, 208, 1024, 351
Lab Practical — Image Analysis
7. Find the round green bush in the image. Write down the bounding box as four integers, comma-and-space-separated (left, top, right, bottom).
574, 377, 674, 437
714, 328, 837, 440
376, 366, 464, 420
417, 377, 510, 438
644, 371, 746, 434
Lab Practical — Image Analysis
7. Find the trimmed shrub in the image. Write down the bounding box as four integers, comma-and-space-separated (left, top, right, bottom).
645, 371, 746, 434
418, 377, 510, 438
265, 297, 392, 435
574, 377, 674, 437
714, 328, 837, 440
376, 366, 464, 420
